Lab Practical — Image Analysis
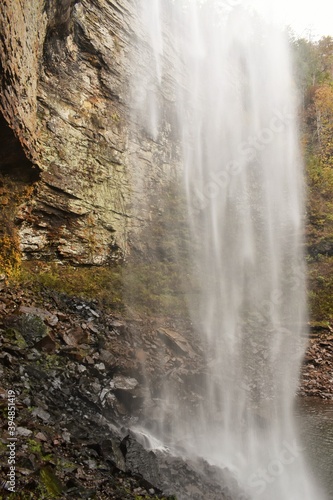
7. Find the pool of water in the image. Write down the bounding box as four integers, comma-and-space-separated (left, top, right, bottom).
295, 397, 333, 499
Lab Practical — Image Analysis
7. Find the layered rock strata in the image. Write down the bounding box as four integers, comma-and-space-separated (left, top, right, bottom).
0, 0, 179, 264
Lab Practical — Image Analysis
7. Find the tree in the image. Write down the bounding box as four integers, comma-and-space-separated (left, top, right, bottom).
314, 84, 333, 167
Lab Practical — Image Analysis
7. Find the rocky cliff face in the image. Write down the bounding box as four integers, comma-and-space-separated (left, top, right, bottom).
0, 0, 179, 265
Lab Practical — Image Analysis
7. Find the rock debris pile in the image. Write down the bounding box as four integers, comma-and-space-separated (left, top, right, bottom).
0, 280, 241, 499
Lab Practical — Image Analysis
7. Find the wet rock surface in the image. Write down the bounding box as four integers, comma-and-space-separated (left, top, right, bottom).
0, 276, 331, 498
123, 433, 242, 500
298, 324, 333, 399
0, 280, 246, 499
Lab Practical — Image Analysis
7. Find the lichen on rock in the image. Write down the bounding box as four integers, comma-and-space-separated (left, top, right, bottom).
0, 0, 179, 265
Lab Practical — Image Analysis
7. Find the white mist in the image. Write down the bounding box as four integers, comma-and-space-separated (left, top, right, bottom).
131, 1, 326, 499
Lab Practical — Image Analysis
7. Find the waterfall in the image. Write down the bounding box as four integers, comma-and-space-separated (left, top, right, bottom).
130, 1, 326, 498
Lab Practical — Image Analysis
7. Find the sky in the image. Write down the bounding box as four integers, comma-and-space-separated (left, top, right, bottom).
245, 0, 333, 39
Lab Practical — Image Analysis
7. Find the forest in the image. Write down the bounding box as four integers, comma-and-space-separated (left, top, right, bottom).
292, 34, 333, 325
